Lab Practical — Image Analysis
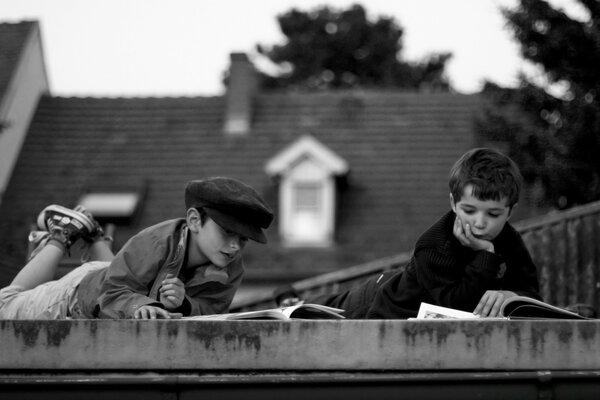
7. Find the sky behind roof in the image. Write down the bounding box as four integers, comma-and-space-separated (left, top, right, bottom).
0, 0, 586, 97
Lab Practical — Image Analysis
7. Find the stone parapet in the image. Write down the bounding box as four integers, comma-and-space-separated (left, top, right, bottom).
1, 319, 599, 371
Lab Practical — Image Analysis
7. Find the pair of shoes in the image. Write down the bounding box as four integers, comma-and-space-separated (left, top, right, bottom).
31, 204, 100, 253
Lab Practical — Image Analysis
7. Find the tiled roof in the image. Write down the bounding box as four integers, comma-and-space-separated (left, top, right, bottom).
0, 21, 35, 101
0, 91, 482, 286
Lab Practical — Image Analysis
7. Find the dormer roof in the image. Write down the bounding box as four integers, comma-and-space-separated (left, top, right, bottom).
265, 134, 348, 177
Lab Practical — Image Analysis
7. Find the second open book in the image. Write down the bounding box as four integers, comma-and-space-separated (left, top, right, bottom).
183, 303, 345, 321
416, 296, 591, 320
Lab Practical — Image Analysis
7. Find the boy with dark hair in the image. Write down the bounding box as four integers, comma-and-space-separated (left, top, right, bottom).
280, 147, 541, 319
0, 177, 273, 319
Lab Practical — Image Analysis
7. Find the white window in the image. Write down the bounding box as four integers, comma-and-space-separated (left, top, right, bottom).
265, 135, 348, 247
282, 159, 330, 245
77, 192, 140, 220
292, 183, 323, 240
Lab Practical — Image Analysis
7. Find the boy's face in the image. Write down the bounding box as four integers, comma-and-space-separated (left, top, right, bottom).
188, 212, 248, 268
451, 184, 512, 242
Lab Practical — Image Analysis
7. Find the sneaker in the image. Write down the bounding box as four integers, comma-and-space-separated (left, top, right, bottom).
566, 303, 597, 318
73, 205, 105, 243
36, 204, 96, 249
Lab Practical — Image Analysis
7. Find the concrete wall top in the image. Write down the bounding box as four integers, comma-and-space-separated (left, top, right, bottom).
1, 319, 599, 371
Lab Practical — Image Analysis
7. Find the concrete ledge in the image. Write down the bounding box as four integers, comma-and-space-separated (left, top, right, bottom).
3, 371, 600, 400
1, 319, 599, 371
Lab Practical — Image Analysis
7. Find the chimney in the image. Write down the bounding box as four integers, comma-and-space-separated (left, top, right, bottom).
223, 53, 257, 135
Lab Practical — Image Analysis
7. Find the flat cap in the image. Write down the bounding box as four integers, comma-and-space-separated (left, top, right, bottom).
185, 177, 274, 243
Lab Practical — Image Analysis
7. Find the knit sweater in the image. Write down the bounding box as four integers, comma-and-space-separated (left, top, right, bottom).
366, 210, 541, 319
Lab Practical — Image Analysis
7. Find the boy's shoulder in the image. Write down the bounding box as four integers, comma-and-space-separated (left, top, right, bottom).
496, 220, 525, 245
414, 211, 455, 253
117, 218, 188, 261
136, 218, 186, 236
127, 218, 188, 247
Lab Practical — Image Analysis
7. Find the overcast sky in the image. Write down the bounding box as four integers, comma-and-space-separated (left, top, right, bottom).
0, 0, 587, 97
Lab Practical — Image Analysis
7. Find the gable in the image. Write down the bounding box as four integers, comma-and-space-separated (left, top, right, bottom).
265, 134, 348, 176
0, 21, 36, 101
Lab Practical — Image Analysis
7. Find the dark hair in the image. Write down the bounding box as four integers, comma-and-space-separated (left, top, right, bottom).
449, 147, 522, 207
194, 207, 209, 225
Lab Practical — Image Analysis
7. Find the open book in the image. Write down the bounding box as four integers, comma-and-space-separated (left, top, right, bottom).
416, 296, 592, 320
182, 303, 345, 321
500, 296, 591, 320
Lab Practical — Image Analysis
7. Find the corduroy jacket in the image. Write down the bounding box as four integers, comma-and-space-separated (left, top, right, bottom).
74, 218, 244, 318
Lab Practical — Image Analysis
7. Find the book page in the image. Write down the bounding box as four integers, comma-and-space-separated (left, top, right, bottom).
416, 302, 480, 319
500, 296, 588, 319
182, 309, 285, 320
282, 304, 345, 319
181, 304, 345, 321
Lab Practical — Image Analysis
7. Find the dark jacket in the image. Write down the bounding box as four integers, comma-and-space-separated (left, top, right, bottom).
366, 211, 541, 319
75, 218, 244, 318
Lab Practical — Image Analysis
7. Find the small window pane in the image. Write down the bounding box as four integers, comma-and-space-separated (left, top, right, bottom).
78, 193, 139, 218
293, 183, 321, 210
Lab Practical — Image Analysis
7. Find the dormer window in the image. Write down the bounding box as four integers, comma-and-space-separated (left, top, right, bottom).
78, 192, 140, 220
77, 182, 146, 225
265, 135, 348, 247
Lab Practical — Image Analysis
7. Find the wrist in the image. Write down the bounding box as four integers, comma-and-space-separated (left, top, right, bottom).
484, 244, 495, 253
178, 297, 192, 316
163, 302, 179, 312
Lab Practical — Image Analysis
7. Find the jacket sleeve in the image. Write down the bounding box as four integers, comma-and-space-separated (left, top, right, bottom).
182, 260, 245, 316
97, 232, 167, 319
416, 246, 504, 313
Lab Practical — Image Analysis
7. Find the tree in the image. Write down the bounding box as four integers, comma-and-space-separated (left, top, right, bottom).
255, 4, 452, 91
478, 0, 600, 209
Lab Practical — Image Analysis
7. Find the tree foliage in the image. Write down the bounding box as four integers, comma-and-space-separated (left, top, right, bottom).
256, 4, 452, 91
478, 0, 600, 209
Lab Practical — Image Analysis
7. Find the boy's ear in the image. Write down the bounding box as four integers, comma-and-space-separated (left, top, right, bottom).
449, 193, 456, 212
186, 208, 201, 232
507, 203, 517, 220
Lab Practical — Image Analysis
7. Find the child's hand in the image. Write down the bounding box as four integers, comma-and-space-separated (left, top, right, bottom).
473, 290, 517, 317
159, 274, 185, 310
453, 216, 495, 253
134, 305, 181, 319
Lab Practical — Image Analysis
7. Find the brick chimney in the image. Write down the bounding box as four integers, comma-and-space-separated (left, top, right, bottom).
223, 53, 257, 135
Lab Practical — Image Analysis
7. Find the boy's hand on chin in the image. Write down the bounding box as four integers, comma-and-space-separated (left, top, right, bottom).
453, 217, 495, 253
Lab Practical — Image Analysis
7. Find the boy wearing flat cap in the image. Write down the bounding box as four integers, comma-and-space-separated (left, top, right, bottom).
0, 177, 273, 320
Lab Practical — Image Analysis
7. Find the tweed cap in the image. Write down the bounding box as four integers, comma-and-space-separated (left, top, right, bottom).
185, 177, 273, 243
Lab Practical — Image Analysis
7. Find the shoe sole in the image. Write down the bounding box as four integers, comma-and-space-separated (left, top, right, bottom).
37, 204, 96, 233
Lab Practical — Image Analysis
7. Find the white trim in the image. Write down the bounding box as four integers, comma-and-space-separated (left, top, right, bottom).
265, 135, 348, 247
265, 134, 348, 176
